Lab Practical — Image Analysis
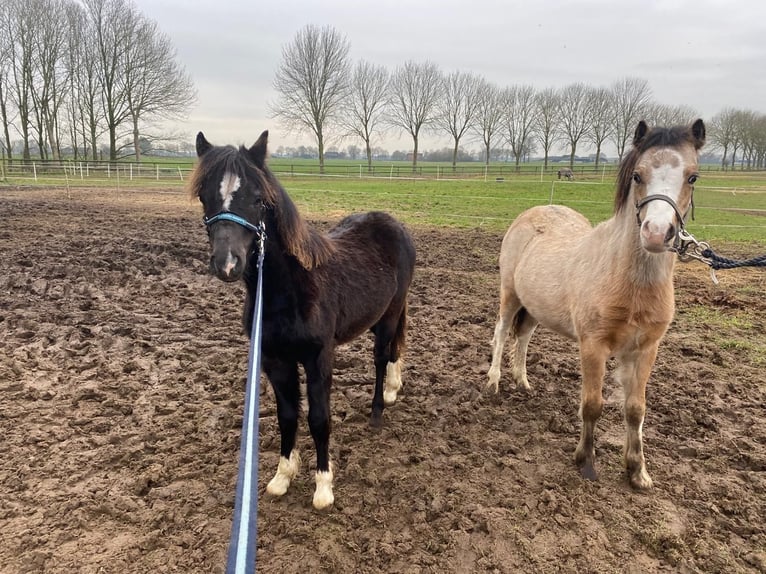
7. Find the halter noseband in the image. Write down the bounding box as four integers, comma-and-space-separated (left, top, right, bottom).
635, 193, 695, 251
635, 193, 695, 229
203, 211, 263, 234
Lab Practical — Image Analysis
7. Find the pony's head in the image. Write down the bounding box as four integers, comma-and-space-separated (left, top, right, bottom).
189, 130, 335, 281
189, 131, 276, 281
616, 119, 705, 253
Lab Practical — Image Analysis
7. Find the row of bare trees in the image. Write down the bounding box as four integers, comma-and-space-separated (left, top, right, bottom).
272, 25, 766, 173
709, 108, 766, 170
0, 0, 196, 162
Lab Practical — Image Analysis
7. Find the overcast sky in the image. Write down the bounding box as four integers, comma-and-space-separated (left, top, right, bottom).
133, 0, 765, 157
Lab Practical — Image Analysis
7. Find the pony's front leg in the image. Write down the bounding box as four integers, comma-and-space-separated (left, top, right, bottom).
305, 349, 334, 510
263, 357, 302, 498
616, 344, 658, 490
574, 338, 608, 481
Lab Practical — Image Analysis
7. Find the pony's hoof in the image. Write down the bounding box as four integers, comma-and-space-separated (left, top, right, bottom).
383, 389, 398, 406
579, 463, 598, 482
369, 412, 383, 429
486, 370, 500, 393
629, 469, 653, 490
313, 470, 334, 510
266, 452, 301, 496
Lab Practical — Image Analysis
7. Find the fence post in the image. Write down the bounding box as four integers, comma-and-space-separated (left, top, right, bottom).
33, 162, 38, 182
157, 164, 160, 181
549, 181, 555, 204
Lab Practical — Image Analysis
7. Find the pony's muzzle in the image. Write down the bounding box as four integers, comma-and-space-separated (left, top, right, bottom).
640, 219, 676, 253
210, 251, 244, 282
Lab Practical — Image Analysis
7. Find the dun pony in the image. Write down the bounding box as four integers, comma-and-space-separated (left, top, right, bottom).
488, 119, 706, 488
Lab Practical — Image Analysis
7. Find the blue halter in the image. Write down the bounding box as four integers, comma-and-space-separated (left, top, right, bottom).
203, 212, 263, 234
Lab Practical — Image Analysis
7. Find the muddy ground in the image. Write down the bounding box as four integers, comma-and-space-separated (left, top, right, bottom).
1, 187, 764, 573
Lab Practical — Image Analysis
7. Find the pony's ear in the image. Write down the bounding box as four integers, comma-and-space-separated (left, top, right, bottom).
633, 121, 649, 146
196, 132, 212, 157
248, 130, 269, 167
691, 119, 706, 149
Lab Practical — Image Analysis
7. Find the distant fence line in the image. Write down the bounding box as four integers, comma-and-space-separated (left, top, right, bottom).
1, 159, 765, 186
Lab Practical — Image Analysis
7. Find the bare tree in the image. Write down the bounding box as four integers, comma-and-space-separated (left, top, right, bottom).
502, 84, 537, 171
644, 102, 699, 128
123, 18, 195, 162
3, 0, 35, 159
709, 107, 739, 169
388, 60, 442, 172
436, 70, 481, 170
28, 0, 69, 160
83, 0, 141, 160
609, 77, 652, 162
272, 25, 351, 174
557, 83, 592, 169
0, 1, 14, 161
341, 60, 389, 172
533, 87, 560, 171
473, 79, 503, 167
586, 86, 613, 168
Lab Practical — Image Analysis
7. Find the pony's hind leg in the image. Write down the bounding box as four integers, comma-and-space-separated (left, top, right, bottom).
488, 289, 524, 392
509, 309, 536, 390
370, 314, 400, 427
383, 302, 408, 407
264, 357, 302, 497
574, 338, 608, 481
615, 345, 658, 490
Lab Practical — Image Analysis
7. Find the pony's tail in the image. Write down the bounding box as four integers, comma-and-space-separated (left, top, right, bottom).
390, 300, 408, 363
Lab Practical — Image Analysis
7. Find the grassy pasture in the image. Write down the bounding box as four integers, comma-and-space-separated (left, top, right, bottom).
281, 176, 766, 244
3, 160, 765, 244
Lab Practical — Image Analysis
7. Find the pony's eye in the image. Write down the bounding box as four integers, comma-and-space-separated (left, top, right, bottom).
632, 173, 642, 184
688, 174, 698, 185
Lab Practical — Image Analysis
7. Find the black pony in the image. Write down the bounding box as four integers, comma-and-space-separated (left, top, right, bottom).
190, 131, 416, 509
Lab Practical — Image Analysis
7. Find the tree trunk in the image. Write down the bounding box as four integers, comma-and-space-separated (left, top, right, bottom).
452, 139, 458, 171
0, 99, 11, 162
411, 136, 418, 173
318, 132, 325, 175
366, 141, 372, 173
132, 115, 141, 162
594, 142, 601, 169
569, 147, 576, 169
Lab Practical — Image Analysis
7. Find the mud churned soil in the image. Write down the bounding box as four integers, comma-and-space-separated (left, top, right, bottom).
1, 187, 764, 573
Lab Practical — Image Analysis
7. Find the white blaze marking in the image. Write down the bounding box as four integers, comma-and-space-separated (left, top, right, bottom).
219, 172, 241, 211
643, 151, 685, 232
223, 251, 238, 276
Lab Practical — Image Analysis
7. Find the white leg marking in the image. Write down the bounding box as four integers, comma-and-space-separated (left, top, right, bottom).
266, 451, 301, 497
383, 360, 403, 405
313, 466, 334, 510
219, 172, 241, 211
223, 251, 237, 276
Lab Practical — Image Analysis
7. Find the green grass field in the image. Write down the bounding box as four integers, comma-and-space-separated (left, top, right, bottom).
280, 176, 766, 245
3, 158, 765, 245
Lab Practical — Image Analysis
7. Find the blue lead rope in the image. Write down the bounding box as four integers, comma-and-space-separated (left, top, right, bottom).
226, 225, 266, 574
